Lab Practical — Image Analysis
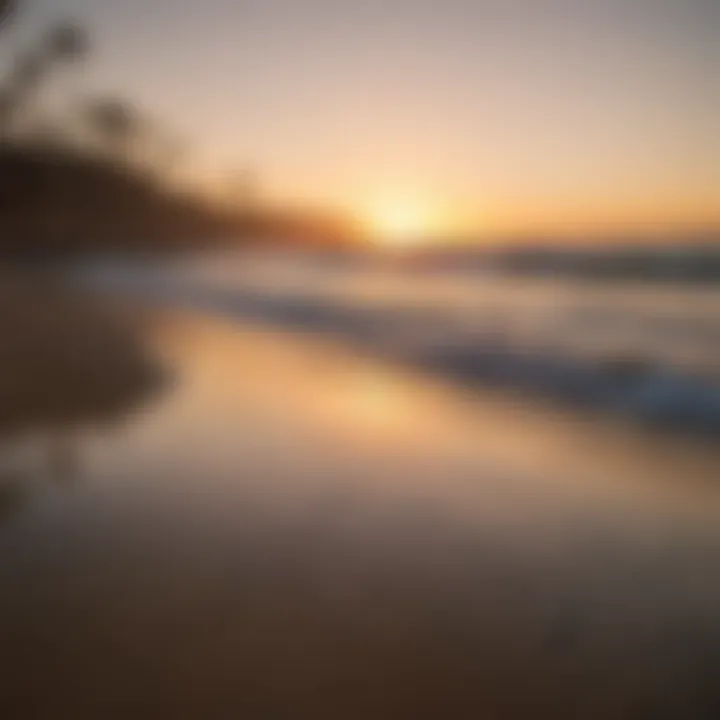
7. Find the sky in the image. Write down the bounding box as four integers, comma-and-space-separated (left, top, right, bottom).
5, 0, 720, 240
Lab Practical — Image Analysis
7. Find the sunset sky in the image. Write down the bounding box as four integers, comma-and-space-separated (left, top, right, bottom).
7, 0, 720, 240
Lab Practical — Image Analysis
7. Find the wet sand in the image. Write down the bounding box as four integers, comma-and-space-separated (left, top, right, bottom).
1, 305, 720, 718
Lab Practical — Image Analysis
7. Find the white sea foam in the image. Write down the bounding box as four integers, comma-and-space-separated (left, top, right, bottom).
81, 251, 720, 433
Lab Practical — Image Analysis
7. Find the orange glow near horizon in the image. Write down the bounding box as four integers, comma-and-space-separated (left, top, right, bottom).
359, 195, 454, 249
33, 0, 714, 248
351, 193, 720, 248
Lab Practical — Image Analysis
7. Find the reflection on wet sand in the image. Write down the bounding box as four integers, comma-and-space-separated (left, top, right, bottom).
1, 308, 720, 719
0, 278, 167, 518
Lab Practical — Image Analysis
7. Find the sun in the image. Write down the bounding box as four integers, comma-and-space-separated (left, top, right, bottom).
363, 198, 438, 249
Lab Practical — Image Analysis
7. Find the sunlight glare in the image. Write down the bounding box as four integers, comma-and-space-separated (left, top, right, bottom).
363, 197, 439, 249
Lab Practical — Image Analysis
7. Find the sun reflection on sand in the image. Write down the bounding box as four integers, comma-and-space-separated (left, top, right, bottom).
148, 312, 720, 515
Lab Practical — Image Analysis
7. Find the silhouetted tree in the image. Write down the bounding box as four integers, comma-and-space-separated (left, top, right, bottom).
0, 21, 89, 138
0, 0, 16, 32
44, 22, 89, 62
0, 0, 20, 134
83, 98, 141, 160
0, 7, 252, 256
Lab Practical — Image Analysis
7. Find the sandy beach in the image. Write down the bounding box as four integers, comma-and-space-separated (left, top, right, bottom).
1, 294, 720, 718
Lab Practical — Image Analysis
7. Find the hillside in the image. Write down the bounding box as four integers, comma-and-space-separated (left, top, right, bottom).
0, 143, 248, 259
